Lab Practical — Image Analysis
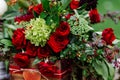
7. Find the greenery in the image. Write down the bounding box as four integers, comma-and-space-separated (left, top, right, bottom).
93, 0, 120, 40
0, 0, 120, 80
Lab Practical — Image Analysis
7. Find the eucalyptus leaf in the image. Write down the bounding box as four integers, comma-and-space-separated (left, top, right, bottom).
32, 58, 41, 66
4, 24, 16, 30
2, 11, 20, 20
0, 39, 12, 47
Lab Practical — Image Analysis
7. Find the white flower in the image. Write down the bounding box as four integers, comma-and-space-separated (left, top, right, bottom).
0, 0, 8, 16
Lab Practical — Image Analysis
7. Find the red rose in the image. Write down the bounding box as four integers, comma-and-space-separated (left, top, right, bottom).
26, 42, 39, 57
37, 45, 50, 59
56, 22, 70, 36
89, 8, 101, 23
70, 0, 80, 10
12, 28, 26, 49
33, 4, 43, 14
48, 33, 69, 53
14, 53, 30, 68
102, 28, 116, 45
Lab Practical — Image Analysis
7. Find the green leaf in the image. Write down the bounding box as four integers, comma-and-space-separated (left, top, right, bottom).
0, 39, 12, 47
5, 60, 9, 73
0, 32, 3, 39
3, 27, 9, 38
4, 24, 16, 30
83, 69, 88, 77
7, 29, 13, 38
50, 4, 59, 13
33, 11, 39, 18
2, 10, 20, 20
46, 16, 52, 25
17, 0, 30, 9
41, 0, 50, 11
52, 14, 60, 26
59, 0, 71, 11
104, 60, 115, 80
35, 0, 41, 4
40, 12, 48, 19
93, 59, 109, 80
32, 58, 41, 66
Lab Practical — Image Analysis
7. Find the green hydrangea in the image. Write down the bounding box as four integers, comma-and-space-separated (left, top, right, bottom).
25, 17, 54, 47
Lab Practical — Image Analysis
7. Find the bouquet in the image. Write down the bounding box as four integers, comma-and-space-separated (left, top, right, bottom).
0, 0, 120, 80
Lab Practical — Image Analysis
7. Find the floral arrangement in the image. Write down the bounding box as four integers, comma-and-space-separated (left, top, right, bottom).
0, 0, 120, 80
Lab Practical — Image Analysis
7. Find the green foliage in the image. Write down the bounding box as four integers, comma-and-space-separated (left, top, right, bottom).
0, 39, 12, 47
40, 12, 48, 19
41, 0, 50, 11
59, 0, 71, 12
17, 0, 30, 9
5, 60, 9, 73
93, 59, 115, 80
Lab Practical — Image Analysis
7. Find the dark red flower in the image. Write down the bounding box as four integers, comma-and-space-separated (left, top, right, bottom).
89, 8, 100, 23
102, 28, 116, 45
38, 62, 60, 77
26, 42, 38, 57
33, 4, 43, 14
12, 28, 26, 49
70, 0, 80, 10
65, 14, 74, 20
37, 45, 50, 59
14, 12, 34, 23
56, 22, 70, 36
14, 53, 30, 68
48, 33, 69, 53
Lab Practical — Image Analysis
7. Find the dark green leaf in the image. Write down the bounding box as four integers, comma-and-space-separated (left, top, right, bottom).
40, 12, 48, 19
46, 16, 52, 25
52, 14, 60, 26
41, 0, 50, 11
33, 11, 39, 18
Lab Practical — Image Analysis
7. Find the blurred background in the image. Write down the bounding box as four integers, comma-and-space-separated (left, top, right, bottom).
93, 0, 120, 40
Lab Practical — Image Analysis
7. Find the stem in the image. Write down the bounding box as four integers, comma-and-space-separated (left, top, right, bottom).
73, 60, 88, 69
74, 9, 79, 18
